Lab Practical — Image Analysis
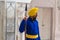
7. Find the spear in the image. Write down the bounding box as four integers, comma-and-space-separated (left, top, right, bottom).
25, 3, 27, 17
25, 3, 27, 40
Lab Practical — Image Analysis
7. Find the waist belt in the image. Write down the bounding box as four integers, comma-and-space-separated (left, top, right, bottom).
26, 34, 38, 39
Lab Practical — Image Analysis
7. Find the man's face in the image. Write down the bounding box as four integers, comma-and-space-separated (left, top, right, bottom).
32, 13, 37, 20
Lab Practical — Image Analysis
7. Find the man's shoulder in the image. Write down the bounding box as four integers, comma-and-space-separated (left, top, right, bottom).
35, 19, 38, 23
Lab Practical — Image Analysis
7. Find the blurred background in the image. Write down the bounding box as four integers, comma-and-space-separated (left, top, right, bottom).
0, 0, 60, 40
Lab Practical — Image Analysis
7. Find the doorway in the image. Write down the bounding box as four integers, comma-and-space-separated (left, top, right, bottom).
37, 8, 53, 40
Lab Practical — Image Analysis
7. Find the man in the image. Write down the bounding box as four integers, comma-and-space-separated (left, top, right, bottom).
19, 7, 41, 40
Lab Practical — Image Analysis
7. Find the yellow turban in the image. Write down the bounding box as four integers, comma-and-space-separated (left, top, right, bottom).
28, 7, 39, 16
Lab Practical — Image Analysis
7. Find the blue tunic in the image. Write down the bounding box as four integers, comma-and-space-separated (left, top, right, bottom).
19, 17, 41, 40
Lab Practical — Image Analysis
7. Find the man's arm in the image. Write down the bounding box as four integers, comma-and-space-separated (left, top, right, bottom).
19, 19, 26, 33
19, 17, 27, 33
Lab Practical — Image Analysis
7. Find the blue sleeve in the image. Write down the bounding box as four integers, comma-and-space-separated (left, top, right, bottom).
19, 19, 26, 33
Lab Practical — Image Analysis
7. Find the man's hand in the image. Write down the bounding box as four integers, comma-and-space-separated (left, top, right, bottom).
23, 16, 27, 20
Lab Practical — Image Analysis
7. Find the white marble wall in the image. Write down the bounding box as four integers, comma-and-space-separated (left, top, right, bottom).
0, 0, 58, 40
0, 1, 5, 40
0, 0, 5, 1
30, 0, 55, 7
55, 7, 60, 40
55, 0, 60, 40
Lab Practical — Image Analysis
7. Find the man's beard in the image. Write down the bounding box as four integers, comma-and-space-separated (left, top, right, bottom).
32, 17, 36, 21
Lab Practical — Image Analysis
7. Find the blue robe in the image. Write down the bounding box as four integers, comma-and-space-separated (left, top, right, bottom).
19, 17, 41, 40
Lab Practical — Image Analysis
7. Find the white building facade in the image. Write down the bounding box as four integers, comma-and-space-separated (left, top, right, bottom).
0, 0, 60, 40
